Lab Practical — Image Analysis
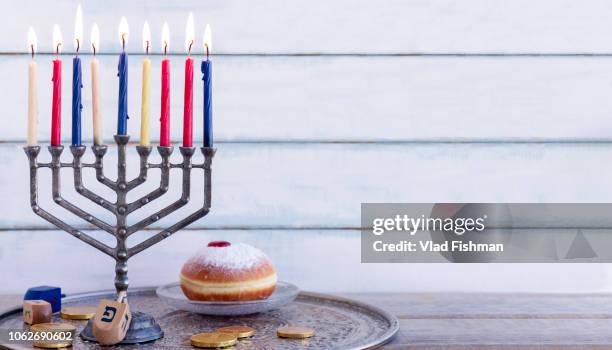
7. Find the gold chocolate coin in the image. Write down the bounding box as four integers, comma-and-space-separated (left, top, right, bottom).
32, 342, 72, 349
60, 306, 97, 320
217, 325, 255, 338
277, 326, 315, 339
31, 323, 76, 332
31, 323, 75, 349
191, 332, 237, 348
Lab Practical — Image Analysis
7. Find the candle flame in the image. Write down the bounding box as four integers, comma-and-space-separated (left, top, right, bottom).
203, 24, 212, 55
27, 26, 37, 55
74, 4, 83, 52
142, 21, 151, 53
185, 12, 195, 54
90, 23, 99, 54
118, 16, 129, 48
161, 22, 170, 54
52, 24, 63, 54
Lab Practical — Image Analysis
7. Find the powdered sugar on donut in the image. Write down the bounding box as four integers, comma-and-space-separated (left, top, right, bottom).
184, 243, 270, 272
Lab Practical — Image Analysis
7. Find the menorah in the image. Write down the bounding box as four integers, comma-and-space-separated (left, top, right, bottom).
24, 134, 216, 344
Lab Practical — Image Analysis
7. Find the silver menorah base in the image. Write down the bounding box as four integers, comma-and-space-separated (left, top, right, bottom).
24, 134, 216, 344
81, 311, 163, 344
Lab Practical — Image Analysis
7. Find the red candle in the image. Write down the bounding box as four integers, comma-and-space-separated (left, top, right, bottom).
160, 22, 171, 147
51, 60, 62, 146
160, 58, 170, 147
51, 25, 63, 146
183, 57, 193, 147
182, 13, 195, 147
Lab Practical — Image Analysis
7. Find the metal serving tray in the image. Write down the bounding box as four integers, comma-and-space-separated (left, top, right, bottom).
0, 287, 398, 350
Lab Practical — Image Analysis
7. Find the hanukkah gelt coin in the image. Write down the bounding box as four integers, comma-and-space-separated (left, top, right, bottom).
277, 326, 315, 339
60, 306, 97, 320
217, 325, 255, 338
31, 322, 76, 332
31, 323, 75, 348
191, 332, 237, 348
32, 342, 72, 349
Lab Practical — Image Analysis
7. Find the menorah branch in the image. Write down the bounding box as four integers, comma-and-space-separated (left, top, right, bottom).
70, 145, 117, 215
49, 146, 115, 235
129, 208, 210, 258
127, 147, 194, 235
91, 144, 118, 190
24, 146, 115, 257
128, 147, 215, 257
126, 146, 152, 190
202, 147, 215, 209
126, 146, 173, 214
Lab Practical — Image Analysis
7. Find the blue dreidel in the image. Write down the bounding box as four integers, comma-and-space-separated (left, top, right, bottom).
24, 286, 62, 313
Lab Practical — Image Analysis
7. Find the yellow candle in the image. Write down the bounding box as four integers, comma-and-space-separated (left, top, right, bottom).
140, 21, 151, 146
27, 27, 38, 146
140, 58, 151, 146
91, 23, 102, 145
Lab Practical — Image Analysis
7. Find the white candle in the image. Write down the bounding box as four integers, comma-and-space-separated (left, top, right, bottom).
90, 23, 102, 145
27, 27, 38, 146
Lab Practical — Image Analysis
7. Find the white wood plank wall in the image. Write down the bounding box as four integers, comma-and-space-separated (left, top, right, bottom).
1, 0, 612, 294
6, 0, 612, 54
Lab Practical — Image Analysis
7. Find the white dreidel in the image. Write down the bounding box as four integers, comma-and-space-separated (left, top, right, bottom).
22, 300, 52, 325
92, 292, 132, 345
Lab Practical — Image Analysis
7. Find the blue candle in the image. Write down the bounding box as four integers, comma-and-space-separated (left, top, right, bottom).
202, 25, 213, 148
71, 56, 82, 146
117, 51, 128, 135
202, 59, 212, 147
71, 5, 83, 146
117, 17, 129, 135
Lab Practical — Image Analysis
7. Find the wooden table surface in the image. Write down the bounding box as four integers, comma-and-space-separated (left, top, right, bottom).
3, 292, 612, 349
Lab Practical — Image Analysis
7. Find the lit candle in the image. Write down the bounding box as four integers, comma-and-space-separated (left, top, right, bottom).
90, 23, 102, 145
27, 27, 38, 146
71, 4, 83, 146
160, 22, 171, 147
140, 21, 151, 146
117, 17, 129, 135
183, 13, 195, 147
51, 24, 63, 146
202, 24, 213, 148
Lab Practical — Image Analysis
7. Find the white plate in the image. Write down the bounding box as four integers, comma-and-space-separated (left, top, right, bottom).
156, 281, 299, 316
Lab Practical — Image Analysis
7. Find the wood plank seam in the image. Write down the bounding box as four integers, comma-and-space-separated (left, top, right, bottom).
8, 140, 612, 144
397, 314, 612, 320
9, 52, 612, 57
